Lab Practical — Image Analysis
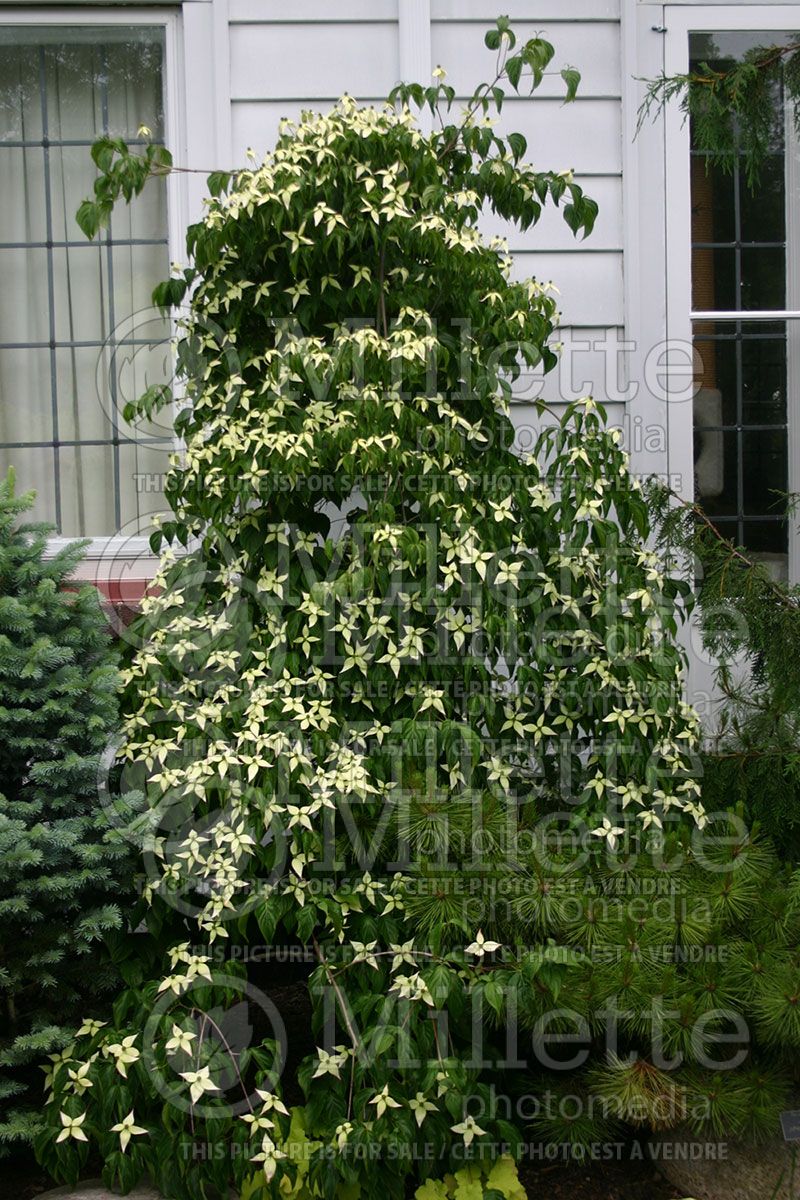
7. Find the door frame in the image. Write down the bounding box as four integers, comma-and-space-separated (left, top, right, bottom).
663, 3, 800, 582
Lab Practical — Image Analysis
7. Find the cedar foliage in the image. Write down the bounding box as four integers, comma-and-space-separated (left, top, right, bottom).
639, 33, 800, 185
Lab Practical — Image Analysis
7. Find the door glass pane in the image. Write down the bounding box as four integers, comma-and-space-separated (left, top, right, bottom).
690, 30, 796, 579
693, 316, 791, 578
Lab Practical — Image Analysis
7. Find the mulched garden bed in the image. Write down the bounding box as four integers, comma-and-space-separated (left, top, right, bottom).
520, 1156, 680, 1199
7, 1064, 686, 1200
8, 1155, 683, 1199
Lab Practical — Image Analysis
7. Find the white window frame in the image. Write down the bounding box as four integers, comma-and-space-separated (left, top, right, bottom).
0, 5, 187, 571
663, 3, 800, 582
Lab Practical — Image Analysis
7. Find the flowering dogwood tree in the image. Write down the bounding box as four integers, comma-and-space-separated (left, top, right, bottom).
39, 21, 707, 1199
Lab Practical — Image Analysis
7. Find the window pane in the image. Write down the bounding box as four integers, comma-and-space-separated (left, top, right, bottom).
741, 335, 786, 425
0, 446, 56, 523
698, 247, 786, 311
0, 348, 53, 443
102, 40, 165, 141
693, 429, 738, 517
743, 430, 788, 512
693, 319, 791, 568
0, 147, 47, 240
693, 324, 788, 428
740, 154, 785, 243
0, 26, 170, 536
110, 330, 173, 442
704, 161, 735, 244
742, 519, 788, 562
55, 346, 113, 442
59, 442, 116, 536
706, 248, 736, 311
0, 44, 43, 141
740, 247, 785, 310
693, 326, 736, 426
49, 244, 159, 345
0, 247, 50, 343
118, 440, 171, 527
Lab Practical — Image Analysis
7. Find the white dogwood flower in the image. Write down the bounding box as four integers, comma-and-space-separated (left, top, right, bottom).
451, 1115, 487, 1146
56, 1111, 88, 1143
465, 931, 501, 958
111, 1111, 147, 1153
180, 1066, 219, 1104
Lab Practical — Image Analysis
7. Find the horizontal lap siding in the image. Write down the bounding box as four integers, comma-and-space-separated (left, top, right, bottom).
511, 331, 628, 408
227, 0, 623, 354
229, 23, 400, 101
430, 0, 620, 19
427, 8, 623, 339
228, 0, 402, 158
229, 1, 399, 22
430, 19, 621, 98
511, 253, 623, 328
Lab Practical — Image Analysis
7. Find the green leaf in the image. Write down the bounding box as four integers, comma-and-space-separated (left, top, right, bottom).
91, 142, 115, 173
561, 66, 581, 102
75, 200, 101, 240
124, 383, 172, 425
507, 131, 527, 161
207, 170, 232, 197
484, 977, 504, 1017
152, 145, 173, 171
414, 1183, 448, 1200
151, 279, 175, 310
505, 55, 523, 91
296, 905, 317, 943
255, 900, 278, 943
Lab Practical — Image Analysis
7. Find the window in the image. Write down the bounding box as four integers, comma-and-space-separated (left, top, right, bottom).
688, 28, 799, 581
0, 22, 173, 540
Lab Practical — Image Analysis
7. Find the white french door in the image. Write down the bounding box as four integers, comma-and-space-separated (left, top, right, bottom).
665, 5, 800, 583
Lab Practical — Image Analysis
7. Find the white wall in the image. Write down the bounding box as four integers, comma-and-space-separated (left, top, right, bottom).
223, 0, 625, 386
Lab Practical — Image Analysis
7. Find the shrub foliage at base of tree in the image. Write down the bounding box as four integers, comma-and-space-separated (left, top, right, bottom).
0, 472, 139, 1156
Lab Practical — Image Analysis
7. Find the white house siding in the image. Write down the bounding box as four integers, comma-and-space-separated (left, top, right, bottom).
228, 1, 402, 154
225, 0, 626, 425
